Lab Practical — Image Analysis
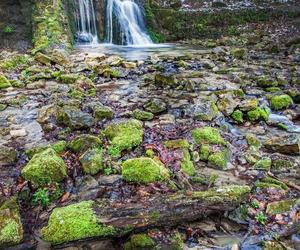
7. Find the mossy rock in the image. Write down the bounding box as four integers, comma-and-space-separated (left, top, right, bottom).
256, 177, 288, 190
266, 199, 297, 215
256, 76, 277, 88
271, 159, 294, 171
199, 144, 211, 161
0, 145, 17, 166
0, 198, 23, 248
21, 148, 67, 187
180, 149, 196, 176
133, 109, 154, 121
41, 200, 116, 244
94, 105, 114, 121
239, 99, 258, 112
231, 48, 246, 59
122, 157, 170, 184
163, 139, 189, 149
247, 107, 269, 122
68, 134, 102, 153
231, 110, 243, 123
263, 241, 284, 250
0, 74, 11, 89
25, 141, 67, 158
192, 127, 226, 146
253, 158, 271, 170
208, 150, 230, 170
124, 233, 156, 250
270, 94, 293, 110
246, 134, 260, 148
104, 119, 144, 157
79, 148, 104, 175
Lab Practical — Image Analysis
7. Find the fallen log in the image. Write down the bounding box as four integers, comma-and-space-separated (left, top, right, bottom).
41, 185, 250, 245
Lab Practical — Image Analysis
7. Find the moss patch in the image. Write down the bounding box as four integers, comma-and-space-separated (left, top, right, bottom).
266, 199, 296, 215
122, 157, 170, 184
21, 148, 67, 187
41, 200, 116, 244
104, 119, 144, 157
270, 94, 293, 110
192, 127, 226, 145
124, 233, 155, 250
79, 148, 104, 175
68, 134, 102, 153
208, 150, 229, 170
0, 74, 11, 89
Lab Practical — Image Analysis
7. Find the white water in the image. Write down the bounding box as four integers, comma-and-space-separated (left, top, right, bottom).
106, 0, 153, 45
75, 0, 98, 44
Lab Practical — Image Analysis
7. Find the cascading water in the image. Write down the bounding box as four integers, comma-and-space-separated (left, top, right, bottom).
75, 0, 98, 43
106, 0, 153, 45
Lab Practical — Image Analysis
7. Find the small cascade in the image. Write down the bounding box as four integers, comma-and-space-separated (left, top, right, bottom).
106, 0, 153, 45
75, 0, 98, 43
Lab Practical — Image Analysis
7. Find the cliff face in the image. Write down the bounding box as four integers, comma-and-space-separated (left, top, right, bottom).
0, 0, 33, 51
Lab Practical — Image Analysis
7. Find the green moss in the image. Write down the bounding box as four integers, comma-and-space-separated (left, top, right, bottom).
57, 74, 80, 84
94, 105, 114, 120
199, 144, 211, 161
180, 149, 196, 176
79, 148, 104, 175
256, 177, 288, 190
231, 48, 246, 59
0, 74, 11, 89
208, 150, 229, 170
231, 110, 244, 123
124, 233, 155, 250
192, 185, 251, 203
253, 158, 271, 170
246, 134, 260, 148
163, 139, 189, 149
271, 159, 293, 171
0, 198, 23, 247
0, 55, 30, 71
104, 120, 144, 157
263, 241, 284, 250
257, 76, 277, 88
25, 140, 67, 158
192, 127, 226, 145
122, 157, 170, 184
270, 94, 293, 110
266, 199, 296, 215
277, 123, 287, 131
68, 134, 102, 153
41, 201, 116, 244
247, 107, 269, 122
21, 148, 67, 187
133, 109, 154, 121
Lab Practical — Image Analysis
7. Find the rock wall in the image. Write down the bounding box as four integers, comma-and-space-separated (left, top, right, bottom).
0, 0, 33, 51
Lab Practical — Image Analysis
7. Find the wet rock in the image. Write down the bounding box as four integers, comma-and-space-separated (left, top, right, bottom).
68, 134, 102, 153
217, 93, 238, 116
0, 74, 11, 89
34, 52, 52, 65
264, 135, 300, 155
187, 100, 219, 121
57, 106, 93, 130
0, 197, 23, 248
133, 109, 154, 121
144, 99, 167, 114
98, 175, 122, 186
239, 99, 258, 112
37, 104, 57, 124
159, 114, 175, 124
79, 148, 104, 175
0, 145, 17, 166
122, 157, 170, 184
51, 49, 70, 66
155, 73, 177, 86
21, 148, 67, 187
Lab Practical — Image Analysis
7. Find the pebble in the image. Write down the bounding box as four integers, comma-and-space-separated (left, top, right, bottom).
10, 129, 27, 138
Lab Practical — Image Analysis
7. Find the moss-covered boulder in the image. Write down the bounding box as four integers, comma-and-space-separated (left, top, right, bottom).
79, 148, 104, 175
41, 201, 116, 244
247, 107, 269, 122
133, 109, 154, 121
266, 199, 297, 215
25, 141, 67, 158
264, 135, 300, 155
124, 233, 156, 250
0, 198, 23, 248
270, 94, 293, 110
208, 150, 230, 170
21, 148, 67, 186
122, 157, 170, 184
104, 119, 144, 157
192, 127, 226, 145
93, 105, 114, 121
68, 134, 102, 153
0, 74, 11, 89
253, 158, 272, 170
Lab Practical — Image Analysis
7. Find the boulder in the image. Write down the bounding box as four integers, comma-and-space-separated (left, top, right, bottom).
265, 135, 300, 155
57, 106, 93, 129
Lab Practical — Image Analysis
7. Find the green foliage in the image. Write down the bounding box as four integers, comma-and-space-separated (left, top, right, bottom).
33, 188, 51, 207
255, 211, 267, 225
227, 25, 239, 36
148, 29, 166, 43
41, 201, 116, 244
3, 25, 13, 33
250, 200, 259, 209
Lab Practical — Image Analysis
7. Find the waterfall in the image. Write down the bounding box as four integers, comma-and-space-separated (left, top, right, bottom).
75, 0, 98, 43
106, 0, 153, 45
